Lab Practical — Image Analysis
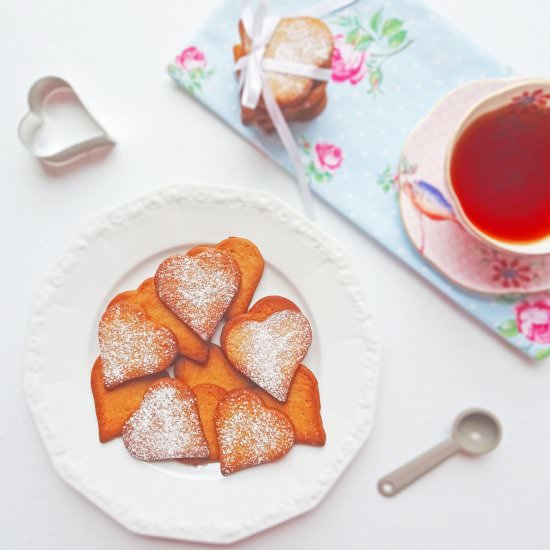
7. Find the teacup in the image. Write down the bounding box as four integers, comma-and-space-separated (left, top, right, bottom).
445, 80, 550, 256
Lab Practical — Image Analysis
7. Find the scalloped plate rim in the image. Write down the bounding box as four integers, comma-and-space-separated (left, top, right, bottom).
23, 183, 381, 544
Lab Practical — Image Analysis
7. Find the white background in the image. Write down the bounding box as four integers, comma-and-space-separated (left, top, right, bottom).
2, 0, 549, 548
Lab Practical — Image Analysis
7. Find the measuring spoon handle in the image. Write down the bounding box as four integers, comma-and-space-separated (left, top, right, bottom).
378, 439, 460, 497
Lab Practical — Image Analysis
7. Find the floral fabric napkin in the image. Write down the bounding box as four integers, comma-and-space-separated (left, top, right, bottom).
168, 0, 550, 360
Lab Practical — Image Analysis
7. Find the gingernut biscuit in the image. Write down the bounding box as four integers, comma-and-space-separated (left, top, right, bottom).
99, 301, 178, 389
187, 236, 264, 318
91, 356, 169, 443
111, 278, 209, 363
174, 343, 252, 391
221, 296, 312, 402
122, 378, 209, 461
180, 383, 227, 464
215, 389, 295, 475
155, 249, 240, 342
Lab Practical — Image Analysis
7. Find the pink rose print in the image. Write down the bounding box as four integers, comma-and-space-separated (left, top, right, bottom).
515, 300, 550, 344
175, 46, 207, 71
300, 137, 343, 183
331, 34, 367, 85
169, 45, 214, 95
331, 12, 413, 93
314, 142, 344, 173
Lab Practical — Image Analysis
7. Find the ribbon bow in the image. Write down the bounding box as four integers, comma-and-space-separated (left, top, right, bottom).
235, 0, 356, 219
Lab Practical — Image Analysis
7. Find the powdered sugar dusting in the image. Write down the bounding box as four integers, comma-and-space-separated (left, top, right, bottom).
155, 249, 240, 341
226, 310, 312, 401
265, 17, 333, 99
267, 18, 332, 66
99, 302, 177, 388
123, 379, 209, 461
217, 391, 294, 475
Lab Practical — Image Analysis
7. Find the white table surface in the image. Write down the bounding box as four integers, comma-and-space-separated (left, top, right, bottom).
2, 1, 549, 548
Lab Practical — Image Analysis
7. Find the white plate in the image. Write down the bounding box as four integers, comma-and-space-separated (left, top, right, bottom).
24, 184, 381, 544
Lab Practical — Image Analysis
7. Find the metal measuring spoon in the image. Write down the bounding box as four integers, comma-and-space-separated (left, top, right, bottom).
378, 408, 502, 497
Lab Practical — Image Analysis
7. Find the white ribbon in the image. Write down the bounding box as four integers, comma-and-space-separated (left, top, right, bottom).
236, 0, 356, 219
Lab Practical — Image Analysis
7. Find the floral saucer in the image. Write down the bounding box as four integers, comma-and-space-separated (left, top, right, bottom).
398, 78, 550, 295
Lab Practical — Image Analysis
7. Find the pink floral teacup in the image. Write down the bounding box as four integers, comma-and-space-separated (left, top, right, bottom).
444, 80, 550, 256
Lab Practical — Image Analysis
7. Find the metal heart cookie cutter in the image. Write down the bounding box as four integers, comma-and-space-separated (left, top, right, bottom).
18, 76, 115, 165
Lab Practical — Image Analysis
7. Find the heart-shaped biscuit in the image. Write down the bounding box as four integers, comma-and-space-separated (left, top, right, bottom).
215, 390, 295, 475
99, 302, 178, 389
155, 249, 240, 341
187, 237, 264, 319
112, 278, 209, 363
180, 383, 227, 465
174, 341, 325, 446
253, 365, 325, 446
123, 379, 209, 461
91, 356, 168, 443
221, 297, 312, 401
174, 344, 252, 392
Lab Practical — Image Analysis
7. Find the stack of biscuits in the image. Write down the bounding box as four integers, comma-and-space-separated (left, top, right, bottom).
233, 16, 334, 133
